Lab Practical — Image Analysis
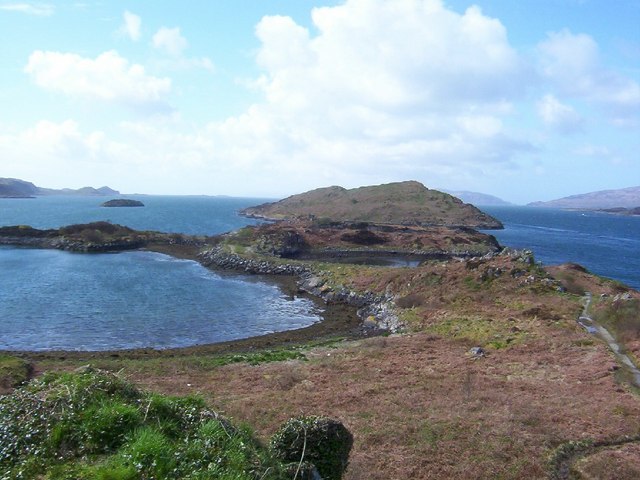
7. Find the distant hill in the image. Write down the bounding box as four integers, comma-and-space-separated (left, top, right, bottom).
0, 178, 119, 197
0, 178, 38, 197
241, 181, 503, 229
529, 186, 640, 209
444, 190, 512, 206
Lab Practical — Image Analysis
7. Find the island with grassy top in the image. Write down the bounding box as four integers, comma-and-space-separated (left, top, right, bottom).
2, 181, 640, 479
241, 180, 504, 229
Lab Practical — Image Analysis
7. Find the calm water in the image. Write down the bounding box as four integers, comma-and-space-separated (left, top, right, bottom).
482, 206, 640, 290
1, 197, 639, 351
0, 195, 266, 235
0, 195, 325, 351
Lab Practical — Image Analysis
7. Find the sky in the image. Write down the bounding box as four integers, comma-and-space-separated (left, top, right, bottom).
0, 0, 638, 204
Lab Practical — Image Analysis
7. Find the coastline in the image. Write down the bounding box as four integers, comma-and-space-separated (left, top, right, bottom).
1, 240, 370, 359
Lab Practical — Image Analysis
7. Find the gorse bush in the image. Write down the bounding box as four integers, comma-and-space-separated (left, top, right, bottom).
0, 368, 288, 479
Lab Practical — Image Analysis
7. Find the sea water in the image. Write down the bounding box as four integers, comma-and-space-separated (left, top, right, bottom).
482, 206, 640, 290
0, 195, 324, 351
1, 197, 639, 351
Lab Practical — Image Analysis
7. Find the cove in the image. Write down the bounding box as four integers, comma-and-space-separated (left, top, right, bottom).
0, 247, 323, 351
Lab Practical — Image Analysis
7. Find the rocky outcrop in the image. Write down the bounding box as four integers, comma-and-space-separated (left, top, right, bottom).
198, 246, 403, 332
298, 272, 403, 332
0, 235, 145, 252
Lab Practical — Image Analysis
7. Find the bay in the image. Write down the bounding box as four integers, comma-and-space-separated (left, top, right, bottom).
0, 195, 324, 351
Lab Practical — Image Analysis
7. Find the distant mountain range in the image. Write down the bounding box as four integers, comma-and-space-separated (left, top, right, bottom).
529, 186, 640, 209
443, 190, 512, 206
0, 178, 119, 198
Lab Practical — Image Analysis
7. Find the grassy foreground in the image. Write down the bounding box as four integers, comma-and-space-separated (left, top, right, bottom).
1, 367, 356, 480
0, 368, 291, 479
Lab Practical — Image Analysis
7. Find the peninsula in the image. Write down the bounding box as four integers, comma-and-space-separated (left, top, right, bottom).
1, 180, 640, 479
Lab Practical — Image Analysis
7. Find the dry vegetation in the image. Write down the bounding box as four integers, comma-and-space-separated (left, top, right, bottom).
7, 251, 639, 479
241, 181, 503, 229
3, 215, 640, 478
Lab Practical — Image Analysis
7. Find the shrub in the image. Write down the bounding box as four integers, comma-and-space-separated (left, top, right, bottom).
0, 368, 287, 479
271, 416, 353, 480
396, 293, 424, 309
340, 229, 386, 246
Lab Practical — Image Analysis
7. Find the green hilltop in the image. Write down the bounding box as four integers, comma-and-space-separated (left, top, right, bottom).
241, 180, 503, 229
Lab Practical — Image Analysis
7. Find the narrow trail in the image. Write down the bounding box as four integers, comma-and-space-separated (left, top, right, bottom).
550, 294, 640, 479
578, 292, 640, 387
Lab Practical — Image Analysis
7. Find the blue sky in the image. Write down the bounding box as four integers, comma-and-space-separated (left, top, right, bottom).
0, 0, 638, 203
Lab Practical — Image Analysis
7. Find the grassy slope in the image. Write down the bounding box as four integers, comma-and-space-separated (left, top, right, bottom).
241, 181, 503, 228
11, 254, 640, 479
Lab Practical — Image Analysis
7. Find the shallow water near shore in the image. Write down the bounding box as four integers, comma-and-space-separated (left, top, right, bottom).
0, 247, 323, 351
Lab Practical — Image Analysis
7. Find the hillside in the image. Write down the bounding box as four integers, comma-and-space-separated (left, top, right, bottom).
241, 181, 503, 229
0, 178, 38, 197
529, 185, 640, 209
444, 190, 512, 206
0, 178, 119, 197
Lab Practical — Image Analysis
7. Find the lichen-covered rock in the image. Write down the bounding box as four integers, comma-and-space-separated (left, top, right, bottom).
271, 416, 353, 480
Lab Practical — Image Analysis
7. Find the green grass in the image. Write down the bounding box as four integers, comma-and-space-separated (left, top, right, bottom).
161, 348, 308, 370
0, 368, 288, 479
423, 314, 527, 349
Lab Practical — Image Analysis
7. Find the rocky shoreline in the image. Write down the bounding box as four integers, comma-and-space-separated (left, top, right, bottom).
0, 235, 145, 252
0, 219, 510, 354
199, 246, 403, 333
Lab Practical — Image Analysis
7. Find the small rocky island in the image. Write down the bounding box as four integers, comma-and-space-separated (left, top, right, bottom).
101, 199, 144, 207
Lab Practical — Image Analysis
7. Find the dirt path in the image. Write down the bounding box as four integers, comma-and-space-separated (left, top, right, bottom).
578, 292, 640, 387
550, 294, 640, 479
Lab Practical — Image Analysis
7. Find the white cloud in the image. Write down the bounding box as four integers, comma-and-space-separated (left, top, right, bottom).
537, 94, 584, 133
0, 2, 53, 15
0, 120, 119, 187
538, 29, 640, 124
24, 50, 172, 110
8, 0, 589, 197
152, 27, 188, 56
208, 0, 533, 192
120, 10, 141, 41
